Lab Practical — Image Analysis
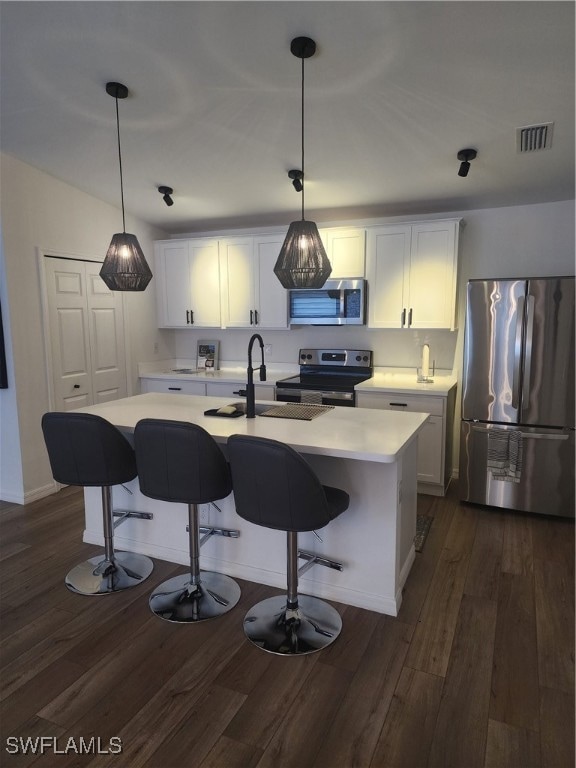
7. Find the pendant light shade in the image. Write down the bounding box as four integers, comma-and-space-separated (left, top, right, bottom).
274, 37, 331, 289
101, 233, 152, 291
273, 220, 331, 289
100, 82, 152, 292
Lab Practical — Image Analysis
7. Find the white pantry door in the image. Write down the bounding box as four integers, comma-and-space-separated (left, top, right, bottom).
45, 257, 127, 411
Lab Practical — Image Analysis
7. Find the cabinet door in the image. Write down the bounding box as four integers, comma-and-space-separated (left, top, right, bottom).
188, 239, 221, 328
323, 228, 366, 278
155, 240, 220, 328
155, 241, 192, 327
407, 221, 458, 330
254, 235, 288, 329
356, 391, 444, 485
414, 415, 443, 484
366, 226, 411, 328
220, 238, 254, 328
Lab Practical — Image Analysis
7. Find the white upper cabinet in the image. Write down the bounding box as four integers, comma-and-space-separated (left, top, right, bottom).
155, 239, 221, 328
220, 234, 288, 329
320, 228, 366, 278
366, 219, 460, 330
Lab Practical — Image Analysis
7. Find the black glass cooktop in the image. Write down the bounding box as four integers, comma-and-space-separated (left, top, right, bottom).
276, 372, 372, 391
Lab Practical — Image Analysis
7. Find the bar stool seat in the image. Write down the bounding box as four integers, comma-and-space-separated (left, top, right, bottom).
134, 419, 241, 623
41, 412, 154, 595
228, 434, 349, 656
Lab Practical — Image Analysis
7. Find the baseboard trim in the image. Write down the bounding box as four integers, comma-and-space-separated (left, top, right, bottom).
1, 481, 60, 506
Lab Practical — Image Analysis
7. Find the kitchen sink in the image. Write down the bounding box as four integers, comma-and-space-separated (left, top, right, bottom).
230, 402, 272, 416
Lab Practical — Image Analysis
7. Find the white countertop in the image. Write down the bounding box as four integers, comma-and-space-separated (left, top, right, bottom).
138, 365, 295, 387
75, 392, 428, 464
357, 369, 457, 396
139, 363, 457, 395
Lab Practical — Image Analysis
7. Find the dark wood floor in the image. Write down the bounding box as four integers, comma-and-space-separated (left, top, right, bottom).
0, 484, 574, 768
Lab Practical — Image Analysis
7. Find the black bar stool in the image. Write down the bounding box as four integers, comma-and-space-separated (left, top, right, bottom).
134, 419, 241, 623
41, 412, 154, 595
227, 434, 349, 656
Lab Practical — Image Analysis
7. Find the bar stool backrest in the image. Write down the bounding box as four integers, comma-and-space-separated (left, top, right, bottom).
227, 434, 334, 532
134, 419, 232, 505
41, 412, 137, 487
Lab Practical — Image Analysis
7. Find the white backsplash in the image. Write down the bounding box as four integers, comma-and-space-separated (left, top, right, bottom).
168, 327, 458, 373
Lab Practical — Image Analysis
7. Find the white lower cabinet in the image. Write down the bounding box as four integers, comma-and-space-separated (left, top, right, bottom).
140, 379, 206, 396
205, 382, 274, 400
357, 388, 456, 495
140, 378, 276, 401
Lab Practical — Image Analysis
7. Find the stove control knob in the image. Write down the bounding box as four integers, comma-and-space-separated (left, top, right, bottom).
356, 355, 361, 361
306, 354, 312, 360
363, 355, 369, 362
300, 353, 306, 360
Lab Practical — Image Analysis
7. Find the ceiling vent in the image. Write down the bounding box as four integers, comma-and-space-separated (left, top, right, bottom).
516, 122, 554, 153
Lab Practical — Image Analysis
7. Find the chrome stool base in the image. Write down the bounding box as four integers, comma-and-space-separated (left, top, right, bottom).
65, 552, 154, 595
243, 594, 342, 656
149, 571, 241, 623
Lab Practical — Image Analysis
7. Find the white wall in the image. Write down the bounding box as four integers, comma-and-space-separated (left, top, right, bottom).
0, 153, 173, 503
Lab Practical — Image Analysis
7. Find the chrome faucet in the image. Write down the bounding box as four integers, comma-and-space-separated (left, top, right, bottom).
246, 333, 267, 418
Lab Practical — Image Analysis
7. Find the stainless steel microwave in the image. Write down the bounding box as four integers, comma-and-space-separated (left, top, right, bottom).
288, 279, 366, 325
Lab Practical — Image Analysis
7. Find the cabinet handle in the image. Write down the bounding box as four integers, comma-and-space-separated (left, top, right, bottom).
254, 309, 259, 325
168, 387, 182, 391
389, 402, 408, 407
408, 308, 413, 327
73, 384, 80, 389
190, 310, 194, 325
401, 308, 406, 327
233, 389, 247, 397
250, 310, 254, 325
186, 310, 190, 325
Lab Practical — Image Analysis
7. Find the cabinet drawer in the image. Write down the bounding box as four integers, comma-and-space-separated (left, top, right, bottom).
357, 392, 444, 416
206, 382, 247, 398
140, 379, 206, 395
206, 382, 275, 401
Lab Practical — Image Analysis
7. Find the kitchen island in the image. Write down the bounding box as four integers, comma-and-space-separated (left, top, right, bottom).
74, 393, 428, 615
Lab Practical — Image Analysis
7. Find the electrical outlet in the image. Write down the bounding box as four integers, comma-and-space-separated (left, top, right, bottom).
264, 344, 272, 357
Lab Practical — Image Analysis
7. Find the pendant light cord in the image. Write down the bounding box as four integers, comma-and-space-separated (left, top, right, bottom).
300, 54, 305, 221
114, 95, 126, 233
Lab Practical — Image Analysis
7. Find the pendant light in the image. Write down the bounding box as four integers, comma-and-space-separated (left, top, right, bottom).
274, 37, 332, 289
100, 82, 152, 292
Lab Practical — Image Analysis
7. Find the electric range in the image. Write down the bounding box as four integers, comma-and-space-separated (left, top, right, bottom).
275, 348, 373, 407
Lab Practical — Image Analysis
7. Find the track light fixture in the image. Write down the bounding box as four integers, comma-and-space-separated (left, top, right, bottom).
100, 82, 152, 292
288, 169, 303, 192
457, 148, 477, 178
158, 186, 174, 206
274, 37, 332, 289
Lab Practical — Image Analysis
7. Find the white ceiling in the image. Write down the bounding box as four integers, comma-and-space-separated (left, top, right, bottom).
1, 1, 574, 234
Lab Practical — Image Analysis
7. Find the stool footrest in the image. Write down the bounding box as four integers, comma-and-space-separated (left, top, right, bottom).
186, 525, 241, 546
113, 509, 153, 528
297, 548, 344, 577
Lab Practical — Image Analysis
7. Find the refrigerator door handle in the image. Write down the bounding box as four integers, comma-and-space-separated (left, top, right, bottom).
521, 295, 535, 414
471, 425, 570, 440
512, 296, 525, 409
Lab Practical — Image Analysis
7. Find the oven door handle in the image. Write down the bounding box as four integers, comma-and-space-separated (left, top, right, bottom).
313, 390, 354, 402
276, 388, 354, 403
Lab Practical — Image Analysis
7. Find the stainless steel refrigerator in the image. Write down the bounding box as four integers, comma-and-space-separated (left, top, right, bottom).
459, 277, 575, 518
